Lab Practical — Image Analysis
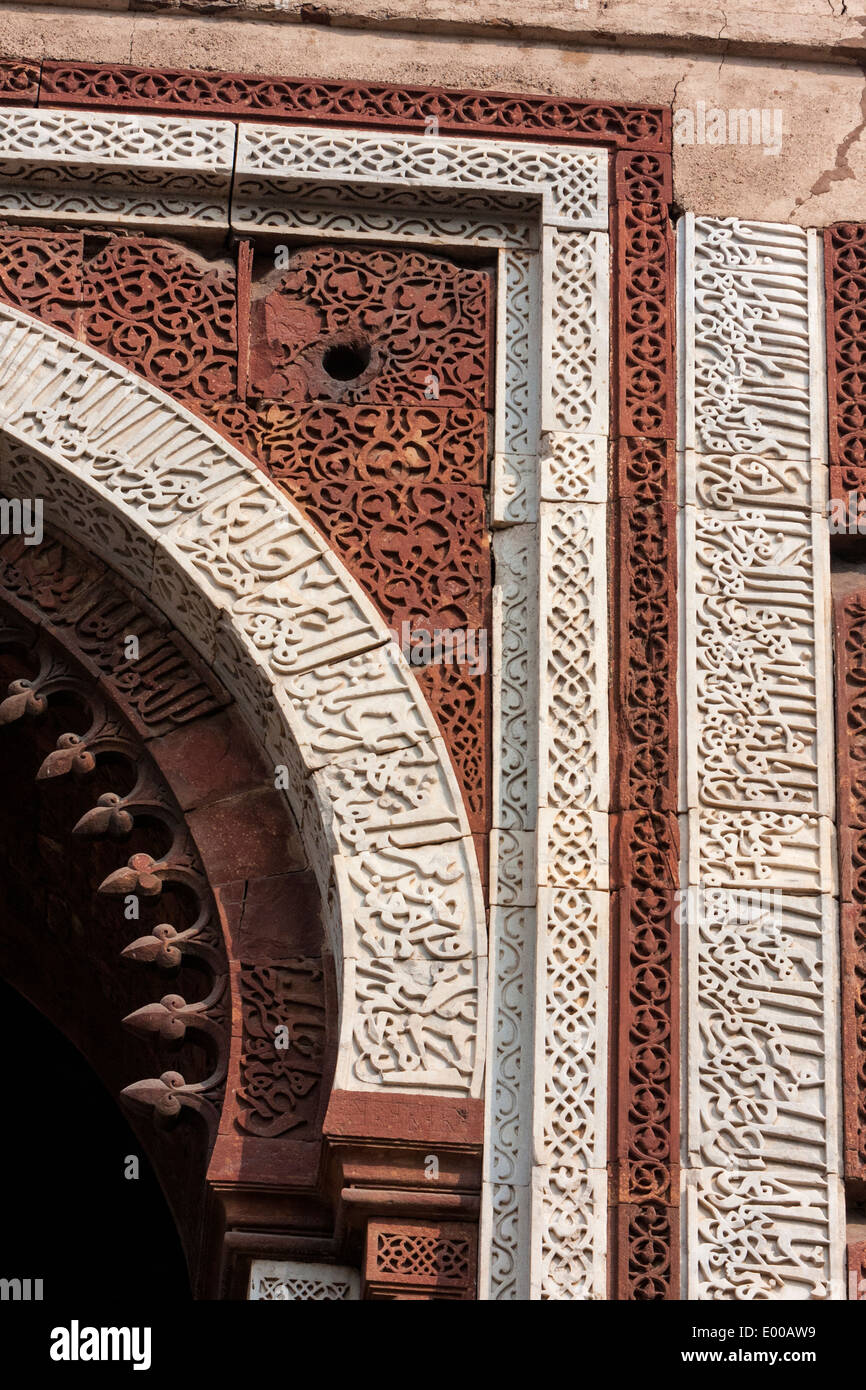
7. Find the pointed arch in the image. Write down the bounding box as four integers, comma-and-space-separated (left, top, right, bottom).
0, 301, 486, 1098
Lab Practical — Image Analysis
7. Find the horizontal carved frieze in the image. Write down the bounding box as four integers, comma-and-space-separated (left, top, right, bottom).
0, 107, 235, 232
235, 127, 608, 230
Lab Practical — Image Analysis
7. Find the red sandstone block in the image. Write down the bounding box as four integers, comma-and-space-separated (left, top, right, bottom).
833, 583, 866, 905
187, 786, 306, 884
609, 1158, 680, 1207
614, 149, 673, 205
262, 402, 489, 487
613, 1202, 679, 1301
247, 244, 491, 408
415, 662, 491, 838
274, 477, 490, 631
848, 1241, 866, 1299
80, 235, 238, 413
609, 812, 679, 887
840, 901, 866, 1182
237, 871, 324, 962
214, 884, 245, 972
610, 884, 680, 1167
0, 60, 39, 105
0, 227, 83, 335
614, 202, 676, 440
472, 831, 489, 904
208, 1132, 322, 1188
146, 707, 270, 811
364, 1217, 478, 1299
613, 436, 676, 503
610, 499, 679, 813
825, 225, 866, 499
324, 1090, 483, 1147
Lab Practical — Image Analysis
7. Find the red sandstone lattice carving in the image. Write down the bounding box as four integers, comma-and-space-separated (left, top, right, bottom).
364, 1219, 477, 1300
0, 228, 82, 336
614, 202, 676, 439
247, 246, 491, 407
826, 225, 866, 537
82, 236, 238, 418
608, 189, 679, 1300
38, 61, 668, 150
833, 584, 866, 1182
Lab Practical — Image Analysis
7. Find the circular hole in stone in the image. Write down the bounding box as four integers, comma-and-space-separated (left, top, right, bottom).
322, 341, 371, 382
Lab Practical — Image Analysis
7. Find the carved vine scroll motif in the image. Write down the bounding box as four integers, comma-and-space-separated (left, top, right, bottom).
0, 226, 82, 334
247, 245, 491, 407
81, 236, 238, 415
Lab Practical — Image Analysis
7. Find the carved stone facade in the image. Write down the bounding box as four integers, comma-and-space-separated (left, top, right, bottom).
0, 228, 493, 846
0, 57, 858, 1304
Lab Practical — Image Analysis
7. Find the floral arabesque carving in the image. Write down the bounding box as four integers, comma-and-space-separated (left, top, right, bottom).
0, 227, 493, 846
247, 244, 491, 408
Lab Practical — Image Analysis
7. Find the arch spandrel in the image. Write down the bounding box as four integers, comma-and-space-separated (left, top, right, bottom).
0, 300, 487, 1099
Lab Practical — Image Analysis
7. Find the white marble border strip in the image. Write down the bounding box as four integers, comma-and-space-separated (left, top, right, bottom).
678, 213, 844, 1301
249, 1260, 360, 1300
0, 105, 235, 233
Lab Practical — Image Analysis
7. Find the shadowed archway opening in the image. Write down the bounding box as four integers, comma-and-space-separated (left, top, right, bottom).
0, 976, 190, 1301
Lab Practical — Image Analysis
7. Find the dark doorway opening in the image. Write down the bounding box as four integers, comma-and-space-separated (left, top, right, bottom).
0, 977, 191, 1302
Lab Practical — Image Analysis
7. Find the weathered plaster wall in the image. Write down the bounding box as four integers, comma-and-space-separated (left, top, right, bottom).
1, 4, 864, 224
4, 1, 865, 63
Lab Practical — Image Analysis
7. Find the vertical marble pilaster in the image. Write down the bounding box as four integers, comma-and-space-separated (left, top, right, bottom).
678, 215, 844, 1300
